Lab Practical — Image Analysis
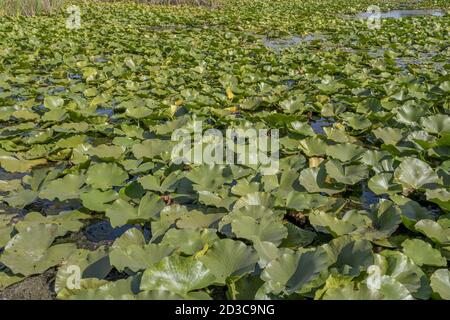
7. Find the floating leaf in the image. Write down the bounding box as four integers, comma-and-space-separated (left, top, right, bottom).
140, 255, 216, 295
402, 239, 447, 267
86, 163, 128, 191
0, 224, 76, 276
110, 229, 173, 272
430, 269, 450, 300
199, 239, 258, 284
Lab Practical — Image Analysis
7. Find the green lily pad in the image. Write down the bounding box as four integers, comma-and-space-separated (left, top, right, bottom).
15, 211, 90, 237
0, 224, 76, 276
199, 239, 258, 284
80, 189, 119, 212
394, 158, 439, 190
110, 228, 173, 272
415, 219, 450, 245
402, 239, 447, 267
39, 173, 86, 201
430, 269, 450, 300
140, 255, 216, 295
299, 165, 345, 195
55, 247, 112, 293
323, 236, 374, 276
161, 228, 218, 255
325, 160, 368, 185
86, 163, 128, 191
325, 143, 365, 163
421, 115, 450, 135
368, 173, 402, 195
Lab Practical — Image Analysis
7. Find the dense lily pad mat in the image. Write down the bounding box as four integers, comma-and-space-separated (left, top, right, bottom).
0, 0, 449, 300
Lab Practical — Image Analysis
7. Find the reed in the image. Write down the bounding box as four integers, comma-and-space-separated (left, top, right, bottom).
96, 0, 221, 8
0, 0, 67, 16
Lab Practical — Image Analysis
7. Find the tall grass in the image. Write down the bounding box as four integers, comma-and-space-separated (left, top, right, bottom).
96, 0, 221, 8
0, 0, 67, 16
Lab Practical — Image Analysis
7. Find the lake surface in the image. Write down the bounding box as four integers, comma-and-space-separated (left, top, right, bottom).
356, 9, 446, 19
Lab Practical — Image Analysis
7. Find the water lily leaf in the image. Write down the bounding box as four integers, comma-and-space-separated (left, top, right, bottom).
261, 248, 330, 294
311, 200, 400, 240
377, 251, 430, 300
373, 127, 404, 145
325, 160, 368, 185
310, 209, 370, 237
395, 103, 426, 126
364, 265, 414, 300
3, 187, 38, 208
0, 156, 47, 173
231, 215, 287, 245
316, 274, 367, 300
342, 113, 372, 130
106, 197, 157, 228
390, 195, 434, 230
39, 173, 86, 201
15, 211, 90, 237
231, 275, 265, 300
230, 179, 260, 196
0, 179, 21, 193
430, 269, 450, 300
233, 192, 275, 209
0, 214, 15, 248
140, 255, 216, 295
132, 139, 174, 159
176, 211, 225, 229
415, 220, 450, 245
394, 158, 439, 190
138, 172, 180, 193
299, 166, 345, 195
402, 239, 446, 267
279, 97, 304, 113
58, 278, 138, 300
0, 224, 76, 276
55, 247, 112, 293
219, 204, 275, 235
280, 222, 316, 249
88, 144, 125, 160
44, 96, 64, 109
161, 228, 218, 255
138, 192, 166, 221
285, 191, 329, 211
186, 164, 227, 191
421, 115, 450, 135
253, 240, 284, 268
150, 205, 189, 241
426, 188, 450, 212
325, 143, 365, 162
298, 136, 327, 156
80, 189, 118, 212
138, 289, 211, 300
199, 239, 258, 284
361, 150, 394, 173
368, 173, 402, 195
198, 190, 236, 210
361, 200, 402, 240
110, 228, 173, 272
86, 163, 128, 191
323, 236, 374, 276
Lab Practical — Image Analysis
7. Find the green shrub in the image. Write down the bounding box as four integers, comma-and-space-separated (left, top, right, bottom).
0, 0, 67, 16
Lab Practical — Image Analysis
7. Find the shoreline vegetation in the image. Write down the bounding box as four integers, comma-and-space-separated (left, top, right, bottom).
0, 0, 221, 16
